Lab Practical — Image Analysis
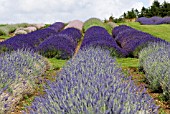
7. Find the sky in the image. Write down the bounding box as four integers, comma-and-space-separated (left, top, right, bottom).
0, 0, 170, 24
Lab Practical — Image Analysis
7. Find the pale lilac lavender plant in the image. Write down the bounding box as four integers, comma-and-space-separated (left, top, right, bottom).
27, 47, 158, 114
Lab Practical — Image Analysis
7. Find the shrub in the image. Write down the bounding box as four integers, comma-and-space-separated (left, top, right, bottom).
0, 26, 62, 53
0, 49, 47, 113
113, 25, 165, 57
27, 47, 158, 114
47, 22, 65, 32
37, 28, 82, 59
139, 42, 170, 100
136, 16, 170, 25
83, 18, 112, 34
80, 26, 128, 57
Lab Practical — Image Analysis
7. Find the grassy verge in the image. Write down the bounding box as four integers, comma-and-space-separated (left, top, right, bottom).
116, 57, 139, 68
117, 22, 170, 42
48, 58, 67, 70
0, 35, 11, 39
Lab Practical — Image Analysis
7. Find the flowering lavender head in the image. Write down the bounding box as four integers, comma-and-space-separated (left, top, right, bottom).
28, 47, 158, 114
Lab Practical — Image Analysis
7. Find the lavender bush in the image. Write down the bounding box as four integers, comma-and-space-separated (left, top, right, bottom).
139, 42, 170, 100
113, 25, 165, 57
80, 26, 128, 57
27, 47, 158, 114
37, 28, 82, 59
48, 22, 65, 32
83, 18, 112, 34
0, 49, 47, 113
0, 23, 64, 53
136, 16, 170, 25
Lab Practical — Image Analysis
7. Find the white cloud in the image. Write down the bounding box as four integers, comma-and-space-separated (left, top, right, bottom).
0, 0, 145, 24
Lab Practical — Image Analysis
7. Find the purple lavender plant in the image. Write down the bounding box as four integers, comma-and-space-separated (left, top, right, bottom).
113, 25, 165, 57
136, 16, 170, 25
27, 47, 158, 114
139, 42, 170, 100
81, 26, 128, 57
0, 49, 47, 112
0, 22, 64, 53
36, 28, 82, 59
47, 22, 65, 32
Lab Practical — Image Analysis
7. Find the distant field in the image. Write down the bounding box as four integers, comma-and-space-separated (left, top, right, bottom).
118, 22, 170, 42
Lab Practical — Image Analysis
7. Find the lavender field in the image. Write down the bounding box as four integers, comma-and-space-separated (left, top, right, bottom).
0, 18, 170, 114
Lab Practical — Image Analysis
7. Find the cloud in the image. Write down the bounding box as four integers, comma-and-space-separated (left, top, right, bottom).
0, 0, 145, 24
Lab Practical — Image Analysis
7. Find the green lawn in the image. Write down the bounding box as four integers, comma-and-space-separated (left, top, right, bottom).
116, 58, 139, 68
0, 35, 11, 39
48, 58, 67, 70
118, 22, 170, 42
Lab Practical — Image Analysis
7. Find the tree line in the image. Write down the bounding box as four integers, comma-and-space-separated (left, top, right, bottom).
123, 0, 170, 19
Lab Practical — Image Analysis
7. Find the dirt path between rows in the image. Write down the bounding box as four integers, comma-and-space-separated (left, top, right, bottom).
0, 39, 5, 42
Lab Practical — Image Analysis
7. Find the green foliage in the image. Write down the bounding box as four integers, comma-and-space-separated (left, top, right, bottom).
83, 18, 112, 34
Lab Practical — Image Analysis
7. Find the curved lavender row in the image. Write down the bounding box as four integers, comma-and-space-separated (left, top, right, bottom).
0, 49, 47, 113
81, 26, 128, 57
139, 42, 170, 100
59, 27, 82, 42
48, 22, 65, 32
113, 25, 166, 56
112, 25, 133, 37
36, 28, 82, 59
0, 22, 64, 52
136, 16, 170, 25
28, 47, 158, 114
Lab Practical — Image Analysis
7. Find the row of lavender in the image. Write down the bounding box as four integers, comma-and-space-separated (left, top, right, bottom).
0, 49, 48, 113
27, 47, 158, 114
0, 21, 83, 113
80, 26, 127, 57
139, 42, 170, 100
0, 22, 64, 51
136, 16, 170, 25
112, 25, 166, 57
0, 21, 83, 59
113, 25, 170, 100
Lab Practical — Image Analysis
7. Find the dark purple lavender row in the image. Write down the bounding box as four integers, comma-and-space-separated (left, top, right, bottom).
80, 26, 128, 57
48, 22, 65, 32
112, 25, 166, 56
36, 28, 82, 59
0, 22, 65, 52
136, 16, 170, 25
